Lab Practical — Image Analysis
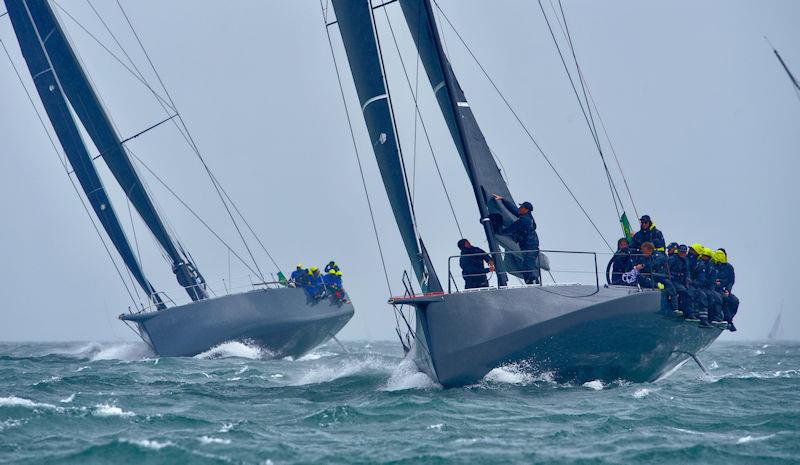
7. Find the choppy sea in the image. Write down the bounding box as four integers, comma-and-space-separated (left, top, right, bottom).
1, 339, 798, 464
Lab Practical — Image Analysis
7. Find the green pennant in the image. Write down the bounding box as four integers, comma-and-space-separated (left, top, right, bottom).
277, 271, 288, 286
620, 212, 633, 241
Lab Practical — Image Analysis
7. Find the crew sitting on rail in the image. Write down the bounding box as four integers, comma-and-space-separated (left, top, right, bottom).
608, 237, 634, 285
304, 267, 326, 300
667, 244, 692, 318
323, 269, 347, 303
629, 215, 666, 252
289, 263, 310, 288
632, 242, 675, 312
713, 249, 739, 332
457, 239, 495, 289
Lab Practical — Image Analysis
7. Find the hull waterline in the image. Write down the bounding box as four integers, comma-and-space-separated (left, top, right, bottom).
400, 285, 721, 388
121, 287, 354, 358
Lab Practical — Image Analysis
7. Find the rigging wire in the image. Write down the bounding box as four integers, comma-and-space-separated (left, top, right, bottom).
432, 3, 613, 251
114, 0, 269, 281
536, 0, 625, 220
0, 36, 141, 308
379, 6, 464, 237
321, 0, 393, 295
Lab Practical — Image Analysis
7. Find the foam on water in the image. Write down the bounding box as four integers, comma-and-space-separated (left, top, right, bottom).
60, 393, 76, 403
93, 403, 135, 417
295, 350, 338, 361
292, 356, 393, 386
194, 341, 270, 360
124, 439, 173, 450
736, 434, 776, 444
382, 358, 439, 391
633, 387, 652, 398
582, 380, 605, 390
199, 436, 232, 445
58, 342, 153, 362
0, 396, 58, 410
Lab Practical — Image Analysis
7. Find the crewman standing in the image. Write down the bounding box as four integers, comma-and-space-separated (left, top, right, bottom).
457, 239, 495, 289
493, 194, 540, 284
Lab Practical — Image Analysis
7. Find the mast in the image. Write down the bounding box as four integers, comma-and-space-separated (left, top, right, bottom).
330, 0, 442, 292
5, 0, 165, 308
8, 0, 206, 301
399, 0, 512, 285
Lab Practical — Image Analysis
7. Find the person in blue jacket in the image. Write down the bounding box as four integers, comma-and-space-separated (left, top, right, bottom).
687, 244, 711, 326
304, 267, 326, 300
493, 194, 539, 284
324, 261, 340, 274
629, 215, 666, 251
608, 237, 634, 285
290, 264, 309, 288
457, 239, 495, 289
323, 269, 344, 302
632, 242, 675, 313
700, 248, 725, 325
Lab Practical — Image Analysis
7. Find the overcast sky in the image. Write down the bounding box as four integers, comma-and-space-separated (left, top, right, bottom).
0, 0, 797, 344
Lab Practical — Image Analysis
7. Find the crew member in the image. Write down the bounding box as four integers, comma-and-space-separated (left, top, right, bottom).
324, 261, 340, 274
493, 194, 540, 284
633, 242, 674, 312
713, 249, 739, 331
668, 244, 691, 317
700, 248, 725, 325
629, 215, 666, 251
687, 243, 711, 326
305, 266, 326, 300
290, 263, 309, 288
609, 237, 634, 285
457, 239, 495, 289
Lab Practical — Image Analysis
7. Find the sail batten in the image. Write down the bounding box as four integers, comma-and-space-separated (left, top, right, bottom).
330, 0, 441, 293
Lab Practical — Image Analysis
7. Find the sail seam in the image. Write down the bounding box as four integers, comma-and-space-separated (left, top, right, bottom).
361, 93, 387, 112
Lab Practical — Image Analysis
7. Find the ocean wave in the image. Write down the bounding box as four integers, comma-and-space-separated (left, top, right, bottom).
294, 350, 338, 361
199, 436, 232, 445
382, 358, 439, 391
194, 341, 272, 360
93, 403, 135, 417
632, 387, 652, 398
0, 395, 59, 410
582, 380, 605, 390
124, 439, 173, 450
292, 356, 393, 386
60, 393, 76, 403
53, 341, 154, 362
479, 360, 556, 387
736, 434, 776, 444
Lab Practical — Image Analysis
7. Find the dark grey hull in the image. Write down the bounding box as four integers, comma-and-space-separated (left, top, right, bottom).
399, 285, 721, 388
120, 288, 354, 358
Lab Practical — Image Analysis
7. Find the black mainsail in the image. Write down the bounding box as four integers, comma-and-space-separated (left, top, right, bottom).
330, 0, 441, 293
6, 0, 206, 301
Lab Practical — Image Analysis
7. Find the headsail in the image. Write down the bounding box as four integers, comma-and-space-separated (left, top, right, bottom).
330, 0, 441, 293
5, 0, 165, 307
400, 0, 530, 284
6, 0, 206, 301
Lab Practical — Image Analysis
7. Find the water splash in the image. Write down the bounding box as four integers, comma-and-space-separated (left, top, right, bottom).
633, 387, 652, 398
382, 358, 438, 391
736, 434, 775, 444
93, 403, 135, 417
582, 380, 605, 390
194, 341, 271, 360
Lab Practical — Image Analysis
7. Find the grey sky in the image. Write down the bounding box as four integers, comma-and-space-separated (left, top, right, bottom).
0, 0, 797, 343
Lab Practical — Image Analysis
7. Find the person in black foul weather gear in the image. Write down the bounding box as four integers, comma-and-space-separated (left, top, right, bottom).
609, 237, 634, 285
700, 247, 725, 326
667, 244, 691, 317
714, 249, 739, 331
633, 242, 675, 313
457, 239, 495, 289
629, 215, 666, 252
687, 244, 711, 326
493, 194, 540, 284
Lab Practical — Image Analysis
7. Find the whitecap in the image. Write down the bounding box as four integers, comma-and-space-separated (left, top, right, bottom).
227, 377, 242, 381
76, 366, 90, 372
219, 422, 235, 433
427, 423, 443, 430
737, 434, 775, 444
0, 396, 58, 410
93, 403, 135, 417
0, 419, 23, 431
194, 341, 269, 360
483, 365, 534, 385
382, 359, 438, 391
753, 350, 765, 356
633, 388, 652, 399
199, 436, 232, 445
292, 356, 392, 386
582, 380, 605, 390
125, 439, 173, 450
60, 393, 76, 403
235, 366, 249, 375
33, 376, 62, 386
270, 373, 284, 379
295, 350, 337, 361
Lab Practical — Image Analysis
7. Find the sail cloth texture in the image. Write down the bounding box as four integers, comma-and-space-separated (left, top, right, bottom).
399, 0, 541, 278
4, 0, 166, 304
7, 0, 205, 301
331, 0, 441, 293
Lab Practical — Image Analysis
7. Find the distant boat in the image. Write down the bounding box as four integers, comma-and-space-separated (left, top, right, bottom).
768, 302, 784, 340
3, 0, 352, 357
327, 0, 721, 387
